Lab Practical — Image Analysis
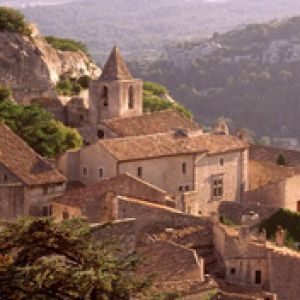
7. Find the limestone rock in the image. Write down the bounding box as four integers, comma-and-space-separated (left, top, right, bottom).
0, 24, 101, 105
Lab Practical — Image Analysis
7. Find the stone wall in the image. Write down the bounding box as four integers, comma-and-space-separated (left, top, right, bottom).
246, 175, 300, 213
116, 196, 209, 234
268, 248, 300, 300
52, 202, 83, 221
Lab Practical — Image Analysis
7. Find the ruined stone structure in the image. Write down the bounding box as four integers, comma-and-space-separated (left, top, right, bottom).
0, 123, 66, 220
212, 214, 300, 300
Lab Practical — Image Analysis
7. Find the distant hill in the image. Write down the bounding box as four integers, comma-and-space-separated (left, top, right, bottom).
129, 16, 300, 140
21, 0, 300, 62
0, 0, 72, 7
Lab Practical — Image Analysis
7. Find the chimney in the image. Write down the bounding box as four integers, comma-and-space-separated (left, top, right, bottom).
275, 225, 285, 247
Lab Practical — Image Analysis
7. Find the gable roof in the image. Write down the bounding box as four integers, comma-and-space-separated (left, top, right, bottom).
0, 123, 66, 185
101, 110, 200, 137
99, 46, 133, 81
99, 131, 248, 162
54, 173, 173, 208
250, 144, 300, 167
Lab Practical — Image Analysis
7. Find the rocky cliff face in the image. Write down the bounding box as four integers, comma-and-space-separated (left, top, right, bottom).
0, 24, 101, 105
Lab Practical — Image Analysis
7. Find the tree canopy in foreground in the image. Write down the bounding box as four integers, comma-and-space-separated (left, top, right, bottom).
0, 218, 149, 300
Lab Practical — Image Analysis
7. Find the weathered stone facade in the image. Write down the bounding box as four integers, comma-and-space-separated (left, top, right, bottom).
0, 124, 66, 220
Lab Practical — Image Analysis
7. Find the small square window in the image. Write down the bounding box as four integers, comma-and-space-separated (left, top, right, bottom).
179, 186, 183, 192
230, 268, 236, 275
185, 185, 190, 191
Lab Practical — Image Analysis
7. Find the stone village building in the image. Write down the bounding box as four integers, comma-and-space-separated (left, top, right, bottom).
0, 123, 66, 220
59, 46, 249, 216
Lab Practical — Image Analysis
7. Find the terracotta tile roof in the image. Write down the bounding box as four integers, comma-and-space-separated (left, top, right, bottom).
99, 46, 133, 81
99, 131, 248, 162
54, 173, 173, 208
101, 110, 200, 137
250, 144, 300, 167
0, 123, 66, 185
249, 160, 296, 191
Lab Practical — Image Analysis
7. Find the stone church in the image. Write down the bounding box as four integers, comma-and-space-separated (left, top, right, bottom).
59, 46, 249, 216
66, 46, 199, 144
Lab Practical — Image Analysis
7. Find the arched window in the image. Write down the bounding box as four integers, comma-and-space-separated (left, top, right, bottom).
102, 86, 108, 107
128, 86, 134, 109
97, 129, 105, 139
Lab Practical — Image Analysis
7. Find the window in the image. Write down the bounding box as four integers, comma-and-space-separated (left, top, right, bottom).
182, 162, 187, 174
220, 158, 224, 166
63, 210, 69, 220
98, 168, 104, 178
185, 185, 190, 191
102, 86, 108, 107
137, 167, 143, 178
128, 86, 134, 109
179, 186, 183, 192
42, 205, 53, 217
212, 175, 224, 198
230, 268, 236, 275
255, 270, 262, 285
97, 129, 105, 139
42, 206, 49, 217
3, 174, 8, 182
83, 167, 88, 177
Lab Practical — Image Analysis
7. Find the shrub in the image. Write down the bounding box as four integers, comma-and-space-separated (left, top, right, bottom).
260, 209, 300, 248
143, 82, 192, 119
220, 215, 235, 226
144, 81, 168, 96
0, 7, 31, 35
0, 85, 12, 101
78, 75, 90, 89
276, 153, 286, 166
45, 35, 90, 57
56, 79, 82, 96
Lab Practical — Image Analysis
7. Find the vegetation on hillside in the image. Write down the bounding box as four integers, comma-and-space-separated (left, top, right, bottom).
45, 35, 90, 57
0, 6, 31, 35
0, 85, 12, 101
260, 209, 300, 250
55, 76, 90, 96
143, 82, 192, 119
131, 16, 300, 139
0, 89, 82, 157
0, 218, 149, 299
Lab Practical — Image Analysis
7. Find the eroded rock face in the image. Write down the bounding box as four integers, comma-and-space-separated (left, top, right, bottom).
0, 24, 101, 105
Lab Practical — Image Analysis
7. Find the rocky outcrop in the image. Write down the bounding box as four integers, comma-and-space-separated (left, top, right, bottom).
0, 24, 101, 104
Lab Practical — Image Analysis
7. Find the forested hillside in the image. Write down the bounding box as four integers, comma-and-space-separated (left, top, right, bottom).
130, 17, 300, 139
22, 0, 300, 61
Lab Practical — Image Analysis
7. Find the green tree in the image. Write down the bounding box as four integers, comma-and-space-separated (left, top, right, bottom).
276, 153, 286, 166
45, 35, 90, 57
0, 7, 31, 35
0, 218, 149, 299
143, 82, 192, 119
0, 100, 82, 157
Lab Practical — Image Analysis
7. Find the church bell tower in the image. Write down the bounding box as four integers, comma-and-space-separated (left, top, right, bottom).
89, 46, 143, 124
